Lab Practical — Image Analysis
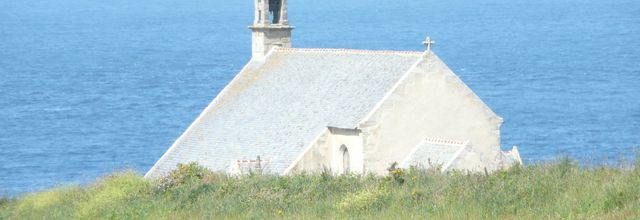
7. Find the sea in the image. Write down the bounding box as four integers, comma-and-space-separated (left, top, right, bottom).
1, 0, 639, 195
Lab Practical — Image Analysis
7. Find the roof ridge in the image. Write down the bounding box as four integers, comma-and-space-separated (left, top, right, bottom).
424, 137, 468, 146
275, 47, 423, 56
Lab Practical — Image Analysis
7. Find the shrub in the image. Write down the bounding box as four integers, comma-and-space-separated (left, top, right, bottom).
335, 186, 390, 212
74, 171, 150, 219
14, 186, 79, 215
156, 162, 224, 191
386, 162, 405, 184
0, 197, 10, 208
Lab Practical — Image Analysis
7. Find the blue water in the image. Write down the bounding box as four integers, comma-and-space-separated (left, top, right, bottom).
1, 0, 639, 195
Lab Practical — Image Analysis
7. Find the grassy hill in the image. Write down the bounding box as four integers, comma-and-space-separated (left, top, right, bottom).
1, 158, 639, 219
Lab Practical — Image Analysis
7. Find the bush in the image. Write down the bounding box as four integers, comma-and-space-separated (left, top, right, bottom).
335, 186, 390, 212
0, 198, 10, 208
156, 162, 224, 191
13, 185, 84, 219
386, 162, 405, 184
74, 171, 151, 219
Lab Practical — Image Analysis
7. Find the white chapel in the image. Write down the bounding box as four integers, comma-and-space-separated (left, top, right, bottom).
146, 0, 521, 178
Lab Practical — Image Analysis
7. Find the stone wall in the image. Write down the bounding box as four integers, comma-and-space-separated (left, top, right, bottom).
284, 127, 363, 174
359, 53, 503, 174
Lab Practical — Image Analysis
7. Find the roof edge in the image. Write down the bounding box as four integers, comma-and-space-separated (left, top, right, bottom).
275, 47, 423, 56
399, 136, 471, 172
282, 128, 330, 175
429, 53, 504, 123
357, 52, 503, 129
357, 52, 427, 127
145, 56, 262, 178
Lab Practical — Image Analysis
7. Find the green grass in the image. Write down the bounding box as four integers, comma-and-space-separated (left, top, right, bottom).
2, 158, 639, 219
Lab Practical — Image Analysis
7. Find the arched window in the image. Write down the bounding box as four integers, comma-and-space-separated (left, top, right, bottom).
340, 145, 350, 174
268, 0, 282, 24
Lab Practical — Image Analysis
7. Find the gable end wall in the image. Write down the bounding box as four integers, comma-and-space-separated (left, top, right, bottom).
359, 53, 503, 174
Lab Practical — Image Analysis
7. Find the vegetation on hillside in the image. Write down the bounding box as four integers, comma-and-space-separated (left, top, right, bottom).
1, 158, 639, 219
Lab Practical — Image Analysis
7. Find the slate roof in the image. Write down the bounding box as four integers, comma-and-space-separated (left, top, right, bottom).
146, 48, 424, 177
400, 137, 470, 171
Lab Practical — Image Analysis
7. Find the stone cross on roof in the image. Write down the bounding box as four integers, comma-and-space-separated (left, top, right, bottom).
422, 36, 435, 52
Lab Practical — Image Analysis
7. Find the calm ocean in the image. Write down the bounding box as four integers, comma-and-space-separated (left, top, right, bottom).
1, 0, 639, 195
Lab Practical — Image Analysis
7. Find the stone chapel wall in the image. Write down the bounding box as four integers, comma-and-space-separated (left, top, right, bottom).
360, 54, 503, 174
284, 127, 363, 174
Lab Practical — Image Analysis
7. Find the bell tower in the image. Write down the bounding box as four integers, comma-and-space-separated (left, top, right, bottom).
250, 0, 293, 60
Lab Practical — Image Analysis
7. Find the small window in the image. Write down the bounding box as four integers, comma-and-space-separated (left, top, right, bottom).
340, 145, 350, 174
